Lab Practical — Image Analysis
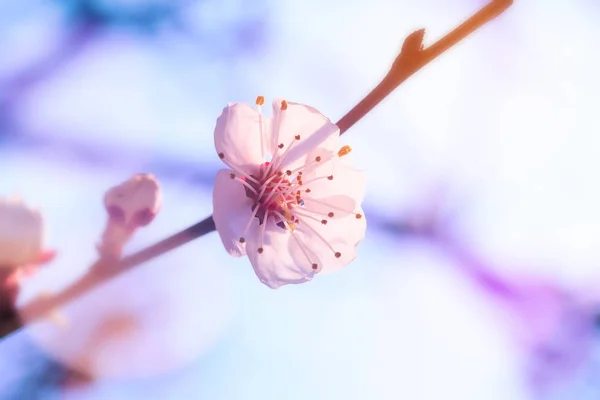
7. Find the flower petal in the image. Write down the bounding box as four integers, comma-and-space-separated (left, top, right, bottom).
212, 169, 255, 257
214, 103, 270, 173
293, 206, 366, 274
246, 221, 317, 289
303, 156, 366, 204
269, 100, 339, 171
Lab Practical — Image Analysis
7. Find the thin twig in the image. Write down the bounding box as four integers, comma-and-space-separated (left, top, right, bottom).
337, 0, 513, 134
0, 0, 512, 340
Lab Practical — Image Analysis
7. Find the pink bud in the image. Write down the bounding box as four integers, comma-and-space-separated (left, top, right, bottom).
97, 174, 162, 258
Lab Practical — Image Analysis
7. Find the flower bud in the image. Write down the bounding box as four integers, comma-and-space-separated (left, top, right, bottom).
98, 174, 162, 258
0, 196, 52, 268
0, 196, 54, 314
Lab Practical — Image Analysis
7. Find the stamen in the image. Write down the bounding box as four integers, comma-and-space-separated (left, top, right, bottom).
298, 175, 330, 187
218, 152, 225, 159
337, 146, 352, 157
235, 177, 258, 195
327, 175, 334, 180
257, 210, 269, 254
282, 153, 336, 178
293, 209, 328, 225
240, 201, 261, 242
355, 213, 363, 219
280, 100, 288, 110
268, 136, 299, 176
277, 213, 317, 271
256, 96, 265, 106
293, 214, 339, 256
257, 172, 286, 200
307, 198, 356, 216
219, 158, 260, 184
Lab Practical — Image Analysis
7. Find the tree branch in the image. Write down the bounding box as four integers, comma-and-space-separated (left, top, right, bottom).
0, 0, 512, 340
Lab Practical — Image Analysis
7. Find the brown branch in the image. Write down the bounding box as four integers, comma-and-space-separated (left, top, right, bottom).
0, 0, 512, 340
337, 0, 513, 134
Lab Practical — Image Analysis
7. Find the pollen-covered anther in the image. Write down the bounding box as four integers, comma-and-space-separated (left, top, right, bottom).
328, 212, 334, 218
281, 100, 288, 110
239, 237, 246, 243
312, 263, 318, 270
305, 188, 311, 193
321, 219, 327, 225
255, 96, 265, 106
338, 145, 352, 157
218, 152, 225, 159
334, 252, 341, 258
257, 247, 264, 254
230, 173, 236, 179
315, 156, 322, 162
286, 170, 292, 176
294, 135, 300, 140
355, 213, 363, 219
327, 175, 334, 180
278, 143, 284, 149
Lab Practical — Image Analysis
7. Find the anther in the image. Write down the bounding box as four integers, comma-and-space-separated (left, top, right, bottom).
230, 173, 236, 179
218, 152, 225, 159
286, 170, 292, 176
294, 134, 300, 140
312, 263, 318, 270
278, 143, 284, 149
239, 237, 246, 243
321, 220, 327, 225
305, 189, 311, 193
328, 212, 334, 218
338, 145, 352, 157
334, 252, 341, 258
315, 156, 322, 162
256, 96, 265, 106
327, 175, 333, 180
355, 213, 363, 219
277, 171, 283, 177
281, 100, 288, 110
298, 172, 303, 176
258, 247, 264, 254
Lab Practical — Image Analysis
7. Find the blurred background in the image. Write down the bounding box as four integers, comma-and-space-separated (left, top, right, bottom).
1, 0, 600, 398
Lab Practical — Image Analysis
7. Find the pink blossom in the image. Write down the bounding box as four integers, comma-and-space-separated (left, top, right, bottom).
212, 98, 367, 289
0, 196, 55, 312
97, 174, 162, 258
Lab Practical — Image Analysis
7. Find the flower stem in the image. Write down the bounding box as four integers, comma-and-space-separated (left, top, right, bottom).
337, 0, 513, 134
0, 0, 512, 340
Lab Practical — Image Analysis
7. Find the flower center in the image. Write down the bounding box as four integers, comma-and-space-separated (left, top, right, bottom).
244, 162, 302, 229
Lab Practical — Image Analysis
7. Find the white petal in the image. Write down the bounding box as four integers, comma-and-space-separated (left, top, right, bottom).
294, 207, 366, 274
304, 156, 366, 204
214, 103, 270, 173
269, 100, 339, 171
212, 169, 255, 257
246, 221, 317, 289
